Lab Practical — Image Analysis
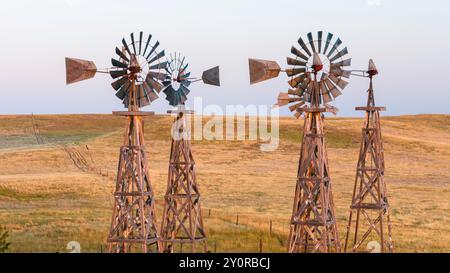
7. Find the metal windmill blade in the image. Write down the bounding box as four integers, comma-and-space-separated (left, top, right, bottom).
115, 47, 130, 62
323, 33, 334, 56
248, 58, 281, 84
297, 37, 312, 57
202, 66, 220, 86
307, 32, 317, 53
65, 57, 97, 84
291, 46, 309, 61
317, 31, 323, 53
327, 37, 343, 58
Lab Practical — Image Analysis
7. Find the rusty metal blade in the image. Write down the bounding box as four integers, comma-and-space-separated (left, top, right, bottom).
122, 38, 132, 56
318, 31, 323, 53
248, 58, 280, 84
180, 85, 190, 97
111, 76, 128, 91
288, 73, 309, 88
163, 85, 175, 106
111, 58, 128, 69
202, 66, 220, 86
286, 68, 306, 77
289, 101, 305, 112
323, 33, 333, 55
148, 71, 167, 81
138, 31, 143, 55
287, 57, 307, 66
115, 80, 131, 100
324, 78, 343, 98
143, 82, 159, 102
65, 57, 97, 84
148, 61, 168, 70
330, 47, 348, 62
148, 50, 165, 64
130, 33, 137, 54
115, 47, 129, 63
146, 41, 160, 60
298, 37, 312, 57
146, 74, 164, 92
331, 58, 352, 68
328, 74, 349, 89
288, 88, 301, 96
330, 68, 351, 78
307, 32, 316, 53
320, 81, 333, 103
142, 34, 152, 56
137, 84, 150, 107
276, 92, 290, 107
110, 69, 128, 79
291, 46, 308, 61
327, 37, 342, 58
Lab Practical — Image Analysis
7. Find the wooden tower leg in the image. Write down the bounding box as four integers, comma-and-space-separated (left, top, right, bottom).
107, 113, 161, 253
160, 112, 207, 253
288, 110, 341, 253
344, 79, 394, 253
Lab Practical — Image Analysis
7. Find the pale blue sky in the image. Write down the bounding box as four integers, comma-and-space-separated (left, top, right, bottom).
1, 0, 449, 116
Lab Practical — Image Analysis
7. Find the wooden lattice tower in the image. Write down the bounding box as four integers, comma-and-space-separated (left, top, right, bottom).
344, 60, 393, 253
65, 31, 169, 253
160, 111, 207, 253
287, 78, 341, 253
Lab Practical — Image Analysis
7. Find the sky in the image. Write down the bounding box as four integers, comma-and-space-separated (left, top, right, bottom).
0, 0, 449, 116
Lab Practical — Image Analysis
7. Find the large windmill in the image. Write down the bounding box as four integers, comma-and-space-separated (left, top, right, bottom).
249, 31, 351, 253
159, 52, 220, 253
65, 31, 167, 253
344, 60, 394, 253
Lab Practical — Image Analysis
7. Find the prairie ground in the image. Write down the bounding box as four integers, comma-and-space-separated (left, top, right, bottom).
0, 114, 449, 252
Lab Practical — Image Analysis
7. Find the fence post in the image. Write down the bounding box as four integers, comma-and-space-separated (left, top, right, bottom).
214, 241, 217, 253
269, 220, 273, 236
259, 238, 263, 253
236, 214, 239, 225
209, 208, 211, 217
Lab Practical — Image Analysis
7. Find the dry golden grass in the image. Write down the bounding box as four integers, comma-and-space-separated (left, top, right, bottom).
0, 114, 449, 252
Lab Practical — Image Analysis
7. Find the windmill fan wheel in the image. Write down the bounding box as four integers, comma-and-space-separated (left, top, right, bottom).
162, 53, 192, 107
110, 31, 168, 108
280, 31, 352, 117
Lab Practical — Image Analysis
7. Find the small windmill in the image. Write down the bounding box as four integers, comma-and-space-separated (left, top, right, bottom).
65, 31, 168, 253
344, 60, 394, 253
159, 52, 220, 253
249, 31, 351, 253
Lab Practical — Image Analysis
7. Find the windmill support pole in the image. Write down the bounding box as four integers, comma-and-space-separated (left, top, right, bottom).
287, 107, 341, 253
344, 78, 394, 253
107, 105, 160, 253
160, 111, 207, 253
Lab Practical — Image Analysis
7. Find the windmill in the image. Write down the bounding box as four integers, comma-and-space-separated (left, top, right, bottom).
65, 31, 167, 253
159, 52, 220, 253
344, 59, 394, 253
248, 31, 351, 253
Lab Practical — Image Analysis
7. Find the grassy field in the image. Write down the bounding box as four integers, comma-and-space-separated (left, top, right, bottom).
0, 114, 449, 253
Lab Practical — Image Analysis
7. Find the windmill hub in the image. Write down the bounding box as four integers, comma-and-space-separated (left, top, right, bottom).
128, 55, 142, 74
309, 53, 330, 77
